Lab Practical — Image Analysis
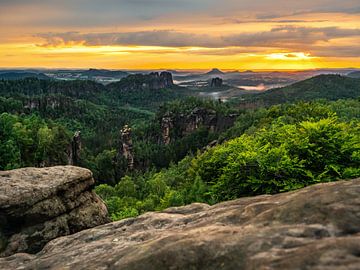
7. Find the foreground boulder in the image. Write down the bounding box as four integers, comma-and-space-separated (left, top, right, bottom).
1, 179, 360, 269
0, 166, 110, 257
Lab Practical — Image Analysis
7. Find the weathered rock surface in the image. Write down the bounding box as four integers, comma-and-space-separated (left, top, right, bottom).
161, 107, 237, 144
1, 179, 360, 269
121, 125, 134, 171
109, 72, 174, 92
0, 166, 110, 257
210, 77, 223, 88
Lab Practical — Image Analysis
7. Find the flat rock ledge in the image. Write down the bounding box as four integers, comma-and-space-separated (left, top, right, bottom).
0, 166, 110, 257
1, 178, 360, 270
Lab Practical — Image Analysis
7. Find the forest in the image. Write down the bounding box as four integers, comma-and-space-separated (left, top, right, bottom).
0, 74, 359, 221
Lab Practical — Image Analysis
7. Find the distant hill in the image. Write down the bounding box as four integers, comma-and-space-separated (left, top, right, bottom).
240, 74, 360, 106
0, 72, 50, 80
81, 69, 129, 78
205, 68, 224, 76
347, 71, 360, 78
107, 72, 190, 110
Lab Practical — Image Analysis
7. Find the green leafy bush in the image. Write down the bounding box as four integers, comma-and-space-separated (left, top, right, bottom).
0, 113, 71, 170
191, 117, 360, 201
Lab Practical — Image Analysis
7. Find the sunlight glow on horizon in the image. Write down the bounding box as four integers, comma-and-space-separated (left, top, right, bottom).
0, 1, 359, 70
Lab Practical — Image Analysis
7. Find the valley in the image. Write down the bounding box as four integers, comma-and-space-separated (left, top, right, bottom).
0, 70, 359, 221
1, 0, 360, 268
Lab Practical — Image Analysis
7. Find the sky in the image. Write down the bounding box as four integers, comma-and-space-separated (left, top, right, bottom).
0, 0, 359, 70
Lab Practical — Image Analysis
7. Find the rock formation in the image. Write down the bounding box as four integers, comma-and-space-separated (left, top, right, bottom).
210, 77, 223, 88
121, 125, 134, 170
161, 114, 173, 145
184, 107, 217, 134
0, 166, 109, 257
68, 131, 82, 166
109, 72, 174, 92
159, 72, 174, 88
148, 72, 174, 89
161, 108, 237, 142
1, 178, 360, 269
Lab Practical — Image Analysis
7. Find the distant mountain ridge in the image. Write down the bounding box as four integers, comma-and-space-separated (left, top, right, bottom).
205, 68, 225, 76
0, 72, 51, 80
347, 71, 360, 78
239, 74, 360, 107
82, 69, 129, 78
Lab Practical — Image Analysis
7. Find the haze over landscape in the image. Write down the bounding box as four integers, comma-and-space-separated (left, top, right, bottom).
0, 0, 359, 70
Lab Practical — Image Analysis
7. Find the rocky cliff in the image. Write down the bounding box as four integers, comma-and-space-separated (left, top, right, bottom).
109, 72, 174, 92
120, 125, 134, 171
0, 166, 109, 257
1, 178, 359, 269
210, 77, 223, 88
161, 108, 237, 144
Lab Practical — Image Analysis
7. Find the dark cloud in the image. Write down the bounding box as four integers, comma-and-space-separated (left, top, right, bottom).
223, 26, 360, 47
37, 26, 360, 48
35, 26, 360, 57
36, 31, 223, 47
310, 45, 360, 57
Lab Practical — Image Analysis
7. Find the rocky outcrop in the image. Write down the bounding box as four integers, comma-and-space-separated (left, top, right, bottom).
109, 72, 174, 92
68, 131, 82, 166
0, 166, 109, 257
159, 72, 174, 88
1, 178, 360, 269
161, 108, 237, 144
183, 107, 217, 134
161, 114, 173, 145
210, 77, 223, 88
148, 72, 174, 90
120, 125, 134, 170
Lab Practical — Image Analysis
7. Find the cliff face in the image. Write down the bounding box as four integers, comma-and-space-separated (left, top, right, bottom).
161, 108, 237, 144
1, 178, 359, 269
68, 131, 82, 166
120, 125, 134, 171
210, 77, 223, 88
109, 72, 174, 92
0, 166, 109, 257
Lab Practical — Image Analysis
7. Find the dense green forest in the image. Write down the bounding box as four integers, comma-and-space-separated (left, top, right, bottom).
0, 76, 234, 182
0, 113, 70, 170
1, 74, 360, 221
238, 75, 360, 107
96, 99, 360, 220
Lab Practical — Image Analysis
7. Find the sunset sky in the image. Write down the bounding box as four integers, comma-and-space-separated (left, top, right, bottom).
0, 0, 359, 70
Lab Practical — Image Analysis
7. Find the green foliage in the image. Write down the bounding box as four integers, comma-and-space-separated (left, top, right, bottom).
191, 117, 359, 201
93, 149, 118, 185
0, 113, 71, 170
240, 75, 360, 106
115, 176, 137, 198
157, 96, 235, 117
95, 99, 360, 221
2, 77, 360, 223
220, 99, 359, 141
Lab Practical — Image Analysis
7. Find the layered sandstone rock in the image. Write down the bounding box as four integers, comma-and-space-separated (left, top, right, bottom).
160, 107, 237, 144
109, 72, 174, 92
121, 125, 134, 170
210, 77, 223, 88
0, 166, 109, 257
1, 178, 359, 269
